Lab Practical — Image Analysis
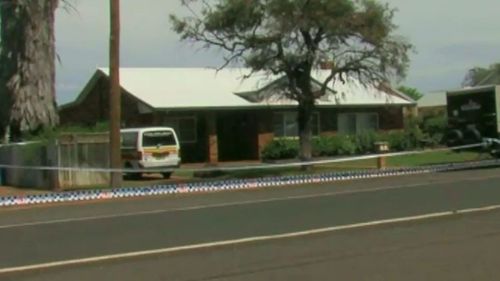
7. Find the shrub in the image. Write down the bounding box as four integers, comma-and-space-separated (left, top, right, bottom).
313, 135, 357, 157
262, 123, 428, 161
261, 139, 299, 160
24, 121, 110, 142
383, 131, 409, 151
263, 135, 361, 160
334, 135, 358, 155
312, 137, 337, 157
404, 116, 425, 149
354, 131, 377, 154
421, 116, 447, 146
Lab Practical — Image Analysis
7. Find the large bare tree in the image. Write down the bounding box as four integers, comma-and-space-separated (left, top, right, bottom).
171, 0, 412, 161
0, 0, 60, 142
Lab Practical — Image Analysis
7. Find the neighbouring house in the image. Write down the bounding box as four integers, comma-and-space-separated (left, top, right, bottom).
471, 69, 500, 87
59, 68, 416, 164
418, 91, 447, 118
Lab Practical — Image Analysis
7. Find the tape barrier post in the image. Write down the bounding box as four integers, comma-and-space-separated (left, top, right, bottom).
375, 142, 390, 170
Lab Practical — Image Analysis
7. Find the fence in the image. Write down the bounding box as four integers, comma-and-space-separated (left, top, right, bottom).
0, 133, 109, 190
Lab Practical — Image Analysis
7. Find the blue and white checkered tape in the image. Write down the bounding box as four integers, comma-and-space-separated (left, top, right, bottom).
0, 159, 499, 207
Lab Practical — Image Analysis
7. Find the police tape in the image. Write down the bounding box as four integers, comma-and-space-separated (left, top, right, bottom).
0, 159, 499, 207
0, 143, 489, 174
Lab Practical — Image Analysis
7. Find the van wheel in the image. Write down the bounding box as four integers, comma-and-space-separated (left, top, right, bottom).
123, 163, 142, 180
162, 172, 172, 179
129, 172, 142, 180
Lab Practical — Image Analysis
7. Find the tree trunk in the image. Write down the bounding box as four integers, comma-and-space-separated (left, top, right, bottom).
295, 67, 315, 163
0, 0, 60, 141
297, 98, 314, 161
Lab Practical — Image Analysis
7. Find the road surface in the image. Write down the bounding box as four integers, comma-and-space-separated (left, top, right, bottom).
0, 167, 499, 280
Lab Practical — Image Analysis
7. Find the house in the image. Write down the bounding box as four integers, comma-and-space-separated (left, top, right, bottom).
59, 68, 416, 163
418, 91, 447, 118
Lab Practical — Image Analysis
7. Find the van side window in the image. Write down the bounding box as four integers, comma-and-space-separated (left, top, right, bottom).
121, 132, 138, 149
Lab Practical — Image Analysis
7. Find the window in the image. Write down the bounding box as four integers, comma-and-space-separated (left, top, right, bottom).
121, 132, 138, 149
338, 113, 379, 135
163, 117, 197, 143
273, 112, 320, 137
338, 114, 357, 135
142, 131, 177, 147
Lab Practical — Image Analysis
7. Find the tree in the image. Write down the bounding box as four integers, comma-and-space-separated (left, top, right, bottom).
462, 63, 500, 87
171, 0, 411, 161
397, 86, 423, 101
0, 0, 60, 142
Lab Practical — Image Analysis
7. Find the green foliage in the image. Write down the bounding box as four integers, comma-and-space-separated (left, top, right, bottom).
334, 135, 358, 156
397, 86, 423, 101
171, 0, 411, 86
354, 131, 377, 153
378, 131, 410, 151
261, 139, 299, 160
312, 136, 337, 157
23, 122, 110, 142
421, 115, 447, 146
262, 121, 430, 160
312, 135, 357, 157
172, 0, 412, 160
403, 116, 425, 149
375, 117, 427, 151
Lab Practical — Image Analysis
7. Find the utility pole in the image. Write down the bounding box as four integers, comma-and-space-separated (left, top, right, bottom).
109, 0, 121, 188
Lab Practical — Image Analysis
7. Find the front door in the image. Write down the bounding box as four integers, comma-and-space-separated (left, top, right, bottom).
217, 112, 258, 161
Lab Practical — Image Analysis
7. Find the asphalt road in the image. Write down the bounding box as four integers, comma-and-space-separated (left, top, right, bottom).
1, 167, 500, 280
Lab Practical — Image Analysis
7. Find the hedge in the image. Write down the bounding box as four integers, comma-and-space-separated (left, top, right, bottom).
261, 129, 424, 161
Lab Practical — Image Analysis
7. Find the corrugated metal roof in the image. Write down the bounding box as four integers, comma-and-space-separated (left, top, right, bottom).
91, 68, 413, 109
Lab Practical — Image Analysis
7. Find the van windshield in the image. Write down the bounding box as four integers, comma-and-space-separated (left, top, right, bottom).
142, 131, 176, 147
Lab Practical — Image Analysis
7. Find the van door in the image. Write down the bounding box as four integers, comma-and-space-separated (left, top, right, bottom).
141, 130, 180, 164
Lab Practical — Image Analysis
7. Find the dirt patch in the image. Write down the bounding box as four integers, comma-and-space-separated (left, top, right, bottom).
0, 186, 48, 196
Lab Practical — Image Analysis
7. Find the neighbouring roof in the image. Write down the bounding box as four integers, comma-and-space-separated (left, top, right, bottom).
62, 68, 415, 111
475, 71, 500, 87
447, 85, 499, 96
418, 91, 447, 108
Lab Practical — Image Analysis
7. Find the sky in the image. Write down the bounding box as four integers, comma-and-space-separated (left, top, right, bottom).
55, 0, 500, 104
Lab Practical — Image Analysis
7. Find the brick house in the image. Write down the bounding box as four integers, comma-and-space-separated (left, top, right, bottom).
59, 68, 416, 163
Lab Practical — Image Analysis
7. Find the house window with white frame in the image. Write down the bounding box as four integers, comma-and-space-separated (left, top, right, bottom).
163, 116, 197, 143
338, 113, 379, 135
273, 112, 320, 138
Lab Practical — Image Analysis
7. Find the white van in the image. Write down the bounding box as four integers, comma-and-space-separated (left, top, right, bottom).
120, 127, 181, 179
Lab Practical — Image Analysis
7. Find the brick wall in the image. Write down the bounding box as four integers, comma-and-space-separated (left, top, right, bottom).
60, 80, 408, 163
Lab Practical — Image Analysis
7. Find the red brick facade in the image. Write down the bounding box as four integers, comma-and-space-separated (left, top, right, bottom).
60, 79, 409, 163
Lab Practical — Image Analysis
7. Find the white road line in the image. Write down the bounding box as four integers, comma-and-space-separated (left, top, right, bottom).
0, 174, 499, 230
1, 204, 500, 275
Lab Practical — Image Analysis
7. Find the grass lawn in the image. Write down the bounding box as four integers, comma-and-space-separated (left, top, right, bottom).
46, 149, 493, 192
174, 150, 492, 180
387, 150, 491, 167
